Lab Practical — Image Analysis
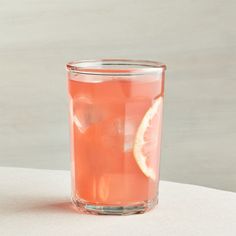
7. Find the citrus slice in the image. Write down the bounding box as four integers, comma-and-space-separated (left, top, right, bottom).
133, 97, 163, 181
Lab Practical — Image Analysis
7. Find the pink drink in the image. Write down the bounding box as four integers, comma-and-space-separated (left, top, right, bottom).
67, 60, 166, 215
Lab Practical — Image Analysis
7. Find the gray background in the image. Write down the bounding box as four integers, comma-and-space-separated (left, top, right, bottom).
0, 0, 235, 191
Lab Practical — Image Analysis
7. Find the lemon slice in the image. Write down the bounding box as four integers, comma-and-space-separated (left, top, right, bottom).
133, 97, 163, 181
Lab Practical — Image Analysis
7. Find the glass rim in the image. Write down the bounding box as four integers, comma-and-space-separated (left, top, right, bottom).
66, 59, 166, 76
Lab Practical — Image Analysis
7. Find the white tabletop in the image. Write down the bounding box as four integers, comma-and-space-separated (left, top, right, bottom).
0, 167, 235, 236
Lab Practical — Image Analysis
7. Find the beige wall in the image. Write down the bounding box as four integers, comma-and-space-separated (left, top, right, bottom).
0, 0, 235, 191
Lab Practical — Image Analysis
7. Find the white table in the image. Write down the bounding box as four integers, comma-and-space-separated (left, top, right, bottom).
0, 167, 235, 236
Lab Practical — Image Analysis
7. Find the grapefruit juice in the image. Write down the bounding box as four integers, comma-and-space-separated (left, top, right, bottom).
67, 60, 166, 215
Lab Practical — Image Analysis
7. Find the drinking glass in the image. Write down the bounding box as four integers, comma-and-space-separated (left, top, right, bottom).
67, 59, 166, 215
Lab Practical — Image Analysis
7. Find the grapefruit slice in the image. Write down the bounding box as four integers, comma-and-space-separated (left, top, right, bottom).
133, 97, 163, 181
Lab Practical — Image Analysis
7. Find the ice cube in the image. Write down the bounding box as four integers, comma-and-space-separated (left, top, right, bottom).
101, 118, 124, 149
73, 96, 104, 133
101, 116, 141, 152
124, 116, 140, 152
123, 99, 151, 152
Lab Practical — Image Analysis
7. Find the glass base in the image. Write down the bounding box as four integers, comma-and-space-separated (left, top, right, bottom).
72, 197, 158, 215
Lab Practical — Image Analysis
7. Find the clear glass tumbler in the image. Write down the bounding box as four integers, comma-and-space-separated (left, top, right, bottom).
67, 59, 166, 215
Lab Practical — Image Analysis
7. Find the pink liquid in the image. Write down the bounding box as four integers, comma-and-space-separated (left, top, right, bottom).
68, 72, 164, 206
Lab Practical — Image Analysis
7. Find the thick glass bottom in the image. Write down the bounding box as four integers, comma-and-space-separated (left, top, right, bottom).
72, 197, 158, 215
